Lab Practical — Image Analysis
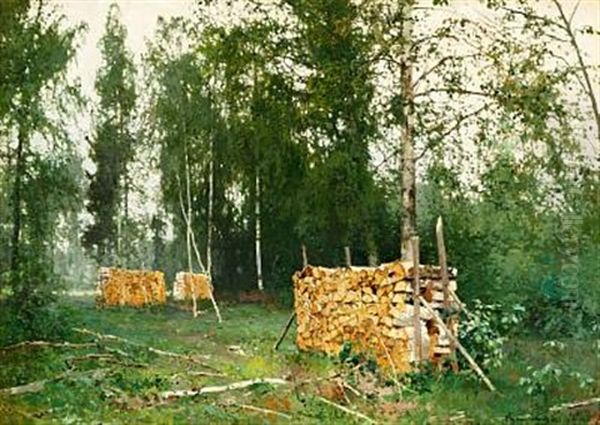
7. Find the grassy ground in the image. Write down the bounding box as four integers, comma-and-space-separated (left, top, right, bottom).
1, 297, 598, 424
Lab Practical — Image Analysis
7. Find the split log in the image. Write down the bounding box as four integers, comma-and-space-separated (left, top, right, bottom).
96, 268, 166, 308
293, 258, 459, 371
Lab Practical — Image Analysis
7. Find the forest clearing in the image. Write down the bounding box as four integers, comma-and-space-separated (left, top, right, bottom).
1, 0, 599, 423
1, 296, 598, 424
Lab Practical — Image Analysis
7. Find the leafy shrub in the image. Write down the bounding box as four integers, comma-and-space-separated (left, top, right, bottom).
459, 300, 525, 371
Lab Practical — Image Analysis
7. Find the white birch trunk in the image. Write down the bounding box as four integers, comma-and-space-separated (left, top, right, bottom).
255, 168, 264, 291
184, 146, 198, 317
207, 138, 214, 278
400, 7, 416, 262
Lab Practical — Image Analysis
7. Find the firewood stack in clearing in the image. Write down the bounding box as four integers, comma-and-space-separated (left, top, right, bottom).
173, 272, 212, 301
293, 261, 459, 372
96, 267, 166, 308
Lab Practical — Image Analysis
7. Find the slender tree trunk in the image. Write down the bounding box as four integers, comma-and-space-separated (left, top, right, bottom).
552, 0, 600, 145
10, 123, 26, 272
207, 138, 214, 278
255, 167, 263, 291
184, 145, 198, 317
400, 6, 416, 261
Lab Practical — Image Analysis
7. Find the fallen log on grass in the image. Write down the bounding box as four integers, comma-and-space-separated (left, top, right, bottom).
549, 397, 600, 412
0, 340, 95, 353
160, 378, 289, 399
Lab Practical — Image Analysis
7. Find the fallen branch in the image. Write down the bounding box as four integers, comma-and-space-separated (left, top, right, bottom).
315, 396, 377, 424
0, 340, 95, 353
0, 368, 107, 396
549, 397, 600, 412
233, 403, 292, 420
160, 378, 288, 399
73, 327, 218, 371
187, 370, 227, 378
419, 296, 496, 392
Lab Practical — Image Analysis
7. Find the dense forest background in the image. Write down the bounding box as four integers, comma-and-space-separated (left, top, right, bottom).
0, 0, 598, 343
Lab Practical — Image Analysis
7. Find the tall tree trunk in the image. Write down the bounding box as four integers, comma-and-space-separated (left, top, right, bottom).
10, 123, 26, 272
184, 143, 197, 317
400, 6, 416, 261
207, 137, 214, 278
255, 167, 264, 291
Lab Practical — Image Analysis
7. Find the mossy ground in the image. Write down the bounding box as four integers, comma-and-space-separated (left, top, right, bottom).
1, 296, 598, 424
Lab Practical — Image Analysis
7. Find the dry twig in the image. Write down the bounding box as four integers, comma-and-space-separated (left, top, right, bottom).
315, 395, 377, 424
0, 340, 95, 353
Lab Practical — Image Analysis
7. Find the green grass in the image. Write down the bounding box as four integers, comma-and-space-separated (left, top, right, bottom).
0, 297, 598, 424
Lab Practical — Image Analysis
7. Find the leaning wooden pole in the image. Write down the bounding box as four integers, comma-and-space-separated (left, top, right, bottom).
274, 244, 308, 351
419, 296, 496, 392
177, 169, 222, 323
344, 246, 352, 267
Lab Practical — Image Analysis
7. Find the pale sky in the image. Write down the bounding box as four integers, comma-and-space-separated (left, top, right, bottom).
57, 0, 599, 102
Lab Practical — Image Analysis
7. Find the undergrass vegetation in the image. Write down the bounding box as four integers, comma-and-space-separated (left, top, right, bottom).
1, 296, 598, 424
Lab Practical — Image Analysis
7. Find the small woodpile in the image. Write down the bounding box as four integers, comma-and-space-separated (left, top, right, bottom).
173, 272, 213, 301
96, 268, 166, 308
293, 261, 458, 372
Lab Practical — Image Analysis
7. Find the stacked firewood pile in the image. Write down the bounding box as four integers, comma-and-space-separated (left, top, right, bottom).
96, 268, 166, 308
293, 261, 458, 372
173, 272, 212, 301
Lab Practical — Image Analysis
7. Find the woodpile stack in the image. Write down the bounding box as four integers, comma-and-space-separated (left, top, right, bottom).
293, 261, 458, 372
173, 272, 212, 301
96, 268, 166, 308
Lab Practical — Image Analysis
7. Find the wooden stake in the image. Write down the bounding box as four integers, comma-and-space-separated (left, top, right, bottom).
344, 246, 352, 267
436, 217, 450, 309
436, 216, 457, 364
411, 236, 422, 363
301, 244, 308, 268
418, 296, 496, 392
273, 312, 296, 351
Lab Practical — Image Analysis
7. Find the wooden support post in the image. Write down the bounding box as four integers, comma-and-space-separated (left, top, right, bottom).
411, 236, 422, 363
436, 217, 450, 308
436, 216, 457, 364
344, 246, 352, 267
419, 296, 496, 392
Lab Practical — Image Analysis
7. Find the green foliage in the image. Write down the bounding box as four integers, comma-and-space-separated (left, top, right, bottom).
459, 300, 525, 371
84, 3, 138, 267
0, 0, 85, 339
